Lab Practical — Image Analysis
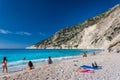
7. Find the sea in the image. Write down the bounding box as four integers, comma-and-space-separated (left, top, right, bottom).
0, 49, 101, 74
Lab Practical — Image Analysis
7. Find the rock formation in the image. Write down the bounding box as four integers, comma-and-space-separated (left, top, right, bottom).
27, 4, 120, 49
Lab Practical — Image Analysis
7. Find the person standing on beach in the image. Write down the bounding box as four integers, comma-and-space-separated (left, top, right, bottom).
48, 56, 53, 64
2, 57, 8, 73
23, 57, 26, 60
93, 52, 96, 56
83, 52, 87, 57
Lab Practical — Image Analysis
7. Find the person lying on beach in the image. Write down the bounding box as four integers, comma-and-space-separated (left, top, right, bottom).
25, 61, 34, 70
92, 62, 98, 68
2, 57, 8, 73
48, 56, 53, 64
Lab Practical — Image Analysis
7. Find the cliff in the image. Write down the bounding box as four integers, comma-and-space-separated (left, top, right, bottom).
27, 4, 120, 49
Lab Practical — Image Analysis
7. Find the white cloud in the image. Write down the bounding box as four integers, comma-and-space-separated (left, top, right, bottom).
0, 29, 12, 34
0, 29, 32, 36
39, 32, 45, 36
16, 32, 32, 36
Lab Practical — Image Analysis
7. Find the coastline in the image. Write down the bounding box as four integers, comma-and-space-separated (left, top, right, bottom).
0, 49, 120, 80
0, 49, 99, 74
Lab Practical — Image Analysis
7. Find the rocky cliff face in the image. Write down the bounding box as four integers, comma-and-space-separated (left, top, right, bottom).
27, 4, 120, 49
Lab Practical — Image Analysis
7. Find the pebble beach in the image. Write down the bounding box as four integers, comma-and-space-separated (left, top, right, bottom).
0, 50, 120, 80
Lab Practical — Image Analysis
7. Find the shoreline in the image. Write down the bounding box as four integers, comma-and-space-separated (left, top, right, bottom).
0, 50, 100, 74
0, 49, 120, 80
0, 53, 83, 75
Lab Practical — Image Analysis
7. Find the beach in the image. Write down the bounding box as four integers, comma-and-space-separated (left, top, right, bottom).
0, 50, 120, 80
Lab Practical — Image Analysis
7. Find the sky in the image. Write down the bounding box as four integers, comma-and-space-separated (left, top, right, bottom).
0, 0, 119, 49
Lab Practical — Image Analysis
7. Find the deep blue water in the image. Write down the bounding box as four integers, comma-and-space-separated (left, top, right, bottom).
0, 49, 100, 74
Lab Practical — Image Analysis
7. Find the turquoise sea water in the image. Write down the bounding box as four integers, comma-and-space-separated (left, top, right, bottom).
0, 49, 100, 74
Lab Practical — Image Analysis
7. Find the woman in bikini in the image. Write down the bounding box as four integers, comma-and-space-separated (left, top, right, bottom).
2, 57, 8, 73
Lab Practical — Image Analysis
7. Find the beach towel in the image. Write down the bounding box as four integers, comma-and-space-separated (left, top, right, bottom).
80, 65, 102, 70
76, 69, 94, 73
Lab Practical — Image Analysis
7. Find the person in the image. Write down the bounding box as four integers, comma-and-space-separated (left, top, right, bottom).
117, 49, 120, 53
108, 48, 113, 53
23, 57, 26, 60
2, 57, 8, 73
27, 61, 34, 70
83, 52, 87, 57
48, 56, 53, 64
92, 62, 98, 68
93, 52, 96, 56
